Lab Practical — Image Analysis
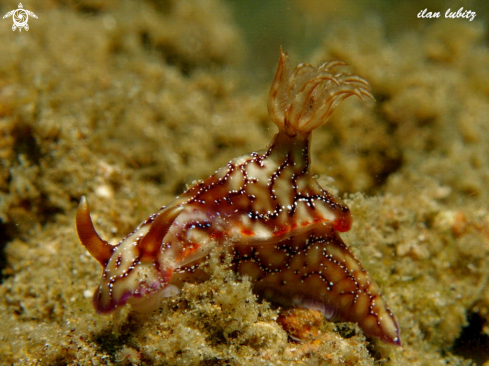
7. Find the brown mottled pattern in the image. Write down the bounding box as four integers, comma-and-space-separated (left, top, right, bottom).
176, 130, 352, 242
233, 226, 399, 345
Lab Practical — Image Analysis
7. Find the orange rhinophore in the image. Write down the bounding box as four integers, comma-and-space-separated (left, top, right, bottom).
76, 48, 400, 345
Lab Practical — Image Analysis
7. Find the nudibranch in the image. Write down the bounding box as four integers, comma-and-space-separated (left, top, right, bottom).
76, 48, 401, 345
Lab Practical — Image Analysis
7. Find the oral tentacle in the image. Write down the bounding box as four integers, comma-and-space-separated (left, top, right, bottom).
75, 196, 114, 266
138, 205, 185, 262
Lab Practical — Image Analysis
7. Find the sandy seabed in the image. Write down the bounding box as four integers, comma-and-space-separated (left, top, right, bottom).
1, 0, 489, 365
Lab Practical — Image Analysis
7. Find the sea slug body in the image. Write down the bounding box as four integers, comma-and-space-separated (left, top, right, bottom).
76, 48, 401, 345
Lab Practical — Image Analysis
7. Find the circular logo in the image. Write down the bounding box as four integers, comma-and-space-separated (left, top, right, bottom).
12, 9, 28, 28
3, 4, 38, 32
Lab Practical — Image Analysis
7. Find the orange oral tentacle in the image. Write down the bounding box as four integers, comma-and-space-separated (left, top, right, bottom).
138, 205, 184, 262
75, 196, 114, 266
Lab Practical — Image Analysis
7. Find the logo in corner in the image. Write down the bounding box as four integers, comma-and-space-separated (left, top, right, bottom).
3, 3, 37, 32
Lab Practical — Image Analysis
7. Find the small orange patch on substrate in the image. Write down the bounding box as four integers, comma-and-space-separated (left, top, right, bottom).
277, 307, 324, 341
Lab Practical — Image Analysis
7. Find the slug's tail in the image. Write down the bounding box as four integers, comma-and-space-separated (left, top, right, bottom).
268, 47, 374, 137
